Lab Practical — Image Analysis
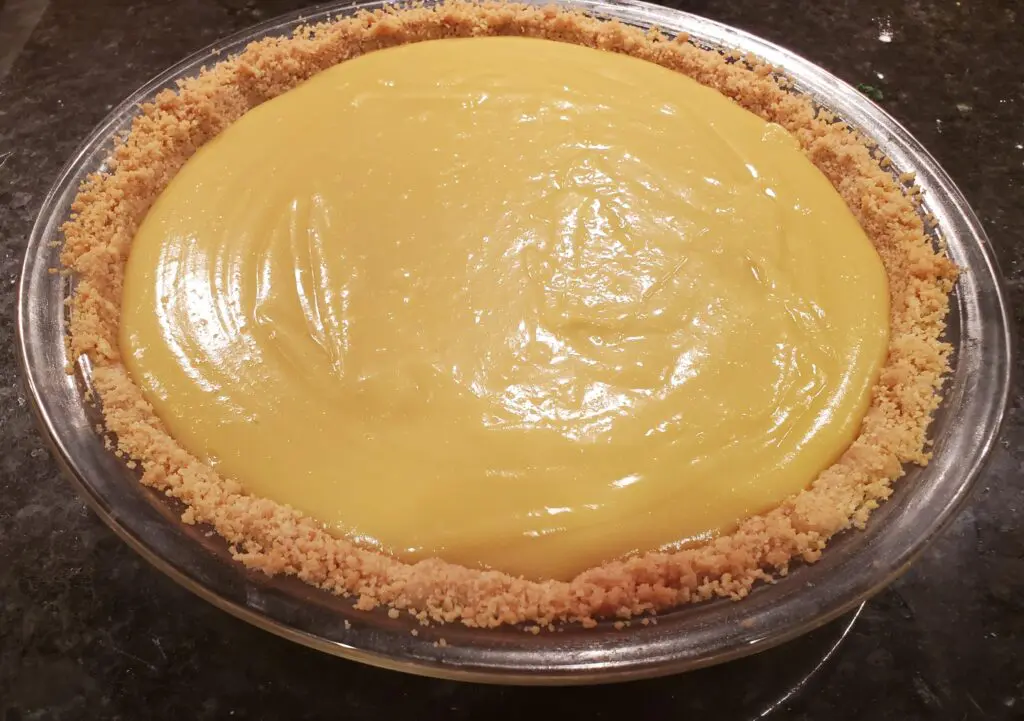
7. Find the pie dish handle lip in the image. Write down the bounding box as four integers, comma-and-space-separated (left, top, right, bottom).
16, 0, 1015, 684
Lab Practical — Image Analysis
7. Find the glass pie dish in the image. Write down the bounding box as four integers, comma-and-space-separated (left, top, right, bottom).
17, 0, 1012, 684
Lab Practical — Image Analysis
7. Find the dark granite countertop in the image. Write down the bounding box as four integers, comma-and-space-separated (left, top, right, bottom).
1, 1, 1021, 719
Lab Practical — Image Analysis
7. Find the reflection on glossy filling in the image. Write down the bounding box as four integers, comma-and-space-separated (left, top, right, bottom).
121, 37, 889, 580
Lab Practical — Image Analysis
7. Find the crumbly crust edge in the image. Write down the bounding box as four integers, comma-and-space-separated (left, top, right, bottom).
60, 1, 957, 629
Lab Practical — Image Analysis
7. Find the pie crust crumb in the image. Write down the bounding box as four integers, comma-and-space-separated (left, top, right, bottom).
61, 1, 957, 629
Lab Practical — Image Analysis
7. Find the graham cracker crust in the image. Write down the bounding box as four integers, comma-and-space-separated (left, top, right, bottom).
60, 1, 957, 629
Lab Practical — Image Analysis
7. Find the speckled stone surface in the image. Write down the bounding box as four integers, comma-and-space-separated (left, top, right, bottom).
0, 0, 1021, 719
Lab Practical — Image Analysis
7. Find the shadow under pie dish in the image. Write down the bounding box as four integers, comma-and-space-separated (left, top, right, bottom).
21, 0, 1011, 682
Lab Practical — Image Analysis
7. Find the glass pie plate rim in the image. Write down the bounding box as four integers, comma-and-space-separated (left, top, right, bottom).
17, 0, 1012, 685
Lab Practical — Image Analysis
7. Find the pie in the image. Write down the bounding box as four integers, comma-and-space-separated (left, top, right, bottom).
62, 1, 956, 629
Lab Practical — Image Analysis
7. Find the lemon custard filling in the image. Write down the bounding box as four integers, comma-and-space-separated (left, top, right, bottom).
120, 37, 888, 581
64, 2, 955, 628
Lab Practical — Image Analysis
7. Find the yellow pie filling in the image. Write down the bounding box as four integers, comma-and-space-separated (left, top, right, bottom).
121, 37, 889, 581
